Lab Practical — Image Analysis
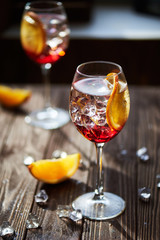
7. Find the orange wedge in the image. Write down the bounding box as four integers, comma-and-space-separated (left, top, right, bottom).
106, 73, 130, 131
28, 153, 81, 184
20, 11, 45, 55
0, 85, 31, 107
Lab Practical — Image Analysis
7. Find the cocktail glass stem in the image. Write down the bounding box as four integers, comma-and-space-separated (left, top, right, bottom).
72, 140, 125, 220
94, 143, 105, 200
41, 63, 52, 109
24, 62, 70, 129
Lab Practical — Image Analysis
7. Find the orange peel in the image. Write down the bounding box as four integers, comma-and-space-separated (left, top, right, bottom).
20, 11, 45, 55
106, 73, 130, 131
0, 85, 31, 107
28, 153, 81, 184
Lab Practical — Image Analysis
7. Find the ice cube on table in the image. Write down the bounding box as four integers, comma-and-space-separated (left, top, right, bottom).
56, 205, 83, 222
23, 155, 35, 166
138, 187, 151, 202
136, 147, 150, 162
69, 209, 82, 222
35, 190, 48, 204
0, 221, 15, 240
140, 154, 150, 162
26, 213, 40, 229
56, 205, 72, 218
136, 147, 147, 157
156, 174, 160, 188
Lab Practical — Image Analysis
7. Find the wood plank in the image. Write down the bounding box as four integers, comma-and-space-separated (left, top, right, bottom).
135, 88, 160, 240
0, 107, 16, 153
0, 86, 51, 239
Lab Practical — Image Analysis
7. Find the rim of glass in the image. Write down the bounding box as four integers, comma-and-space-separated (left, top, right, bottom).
25, 1, 63, 11
76, 61, 123, 78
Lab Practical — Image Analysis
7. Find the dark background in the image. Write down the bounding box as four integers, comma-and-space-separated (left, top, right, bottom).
0, 0, 160, 86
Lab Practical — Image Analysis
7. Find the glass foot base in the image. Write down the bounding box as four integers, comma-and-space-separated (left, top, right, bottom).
25, 107, 70, 130
72, 192, 125, 220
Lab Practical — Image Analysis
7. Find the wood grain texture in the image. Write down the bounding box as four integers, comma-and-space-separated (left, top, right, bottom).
0, 85, 160, 240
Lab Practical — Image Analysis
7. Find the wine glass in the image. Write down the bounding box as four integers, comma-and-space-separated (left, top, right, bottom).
20, 1, 70, 129
69, 61, 130, 220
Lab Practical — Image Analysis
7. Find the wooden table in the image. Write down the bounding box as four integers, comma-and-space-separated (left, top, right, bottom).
0, 85, 160, 240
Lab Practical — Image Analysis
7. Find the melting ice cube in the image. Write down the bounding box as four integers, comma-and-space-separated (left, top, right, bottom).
156, 174, 160, 188
2, 179, 9, 184
24, 155, 35, 166
0, 221, 15, 240
35, 190, 48, 205
26, 213, 40, 229
136, 147, 150, 162
69, 210, 82, 222
140, 154, 149, 162
120, 149, 128, 155
56, 205, 72, 218
56, 205, 82, 222
138, 187, 151, 202
136, 147, 147, 157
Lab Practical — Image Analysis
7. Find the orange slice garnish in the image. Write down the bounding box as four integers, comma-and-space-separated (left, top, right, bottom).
20, 11, 45, 55
28, 153, 81, 184
0, 85, 31, 107
106, 73, 130, 131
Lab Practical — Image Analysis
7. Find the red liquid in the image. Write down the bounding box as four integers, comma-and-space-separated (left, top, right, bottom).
75, 123, 118, 143
26, 48, 65, 64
